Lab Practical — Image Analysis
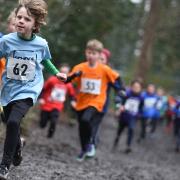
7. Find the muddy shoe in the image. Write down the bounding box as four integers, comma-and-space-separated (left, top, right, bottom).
0, 165, 9, 180
76, 151, 86, 162
175, 146, 180, 153
124, 147, 132, 154
47, 129, 54, 138
111, 144, 118, 153
137, 138, 144, 144
86, 144, 96, 158
13, 137, 26, 166
112, 139, 119, 152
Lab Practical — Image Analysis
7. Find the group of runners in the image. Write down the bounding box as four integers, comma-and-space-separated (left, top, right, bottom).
0, 0, 179, 179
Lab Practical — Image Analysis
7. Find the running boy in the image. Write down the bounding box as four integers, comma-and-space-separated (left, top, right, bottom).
69, 39, 124, 161
165, 95, 176, 133
99, 48, 111, 65
113, 80, 143, 153
91, 48, 124, 147
174, 99, 180, 152
0, 0, 66, 179
0, 8, 18, 122
0, 8, 17, 84
154, 88, 168, 123
39, 64, 76, 138
7, 9, 17, 33
138, 84, 159, 142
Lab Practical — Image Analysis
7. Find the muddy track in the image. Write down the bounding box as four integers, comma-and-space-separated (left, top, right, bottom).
0, 113, 180, 180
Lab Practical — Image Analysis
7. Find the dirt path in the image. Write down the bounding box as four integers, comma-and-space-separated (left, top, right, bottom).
1, 113, 180, 180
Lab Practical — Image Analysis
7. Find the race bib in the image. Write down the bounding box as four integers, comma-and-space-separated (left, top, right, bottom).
177, 106, 180, 113
51, 87, 66, 102
176, 106, 180, 118
144, 98, 156, 108
156, 100, 163, 109
124, 98, 140, 114
80, 78, 101, 95
7, 57, 36, 81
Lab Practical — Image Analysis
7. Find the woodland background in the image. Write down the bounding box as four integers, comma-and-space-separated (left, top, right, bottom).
0, 0, 179, 93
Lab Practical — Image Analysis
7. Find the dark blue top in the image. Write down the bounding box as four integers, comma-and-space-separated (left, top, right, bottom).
102, 78, 123, 113
121, 90, 143, 118
141, 91, 159, 118
174, 102, 180, 118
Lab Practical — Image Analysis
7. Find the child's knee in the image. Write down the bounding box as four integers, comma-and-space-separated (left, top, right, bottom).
7, 119, 19, 129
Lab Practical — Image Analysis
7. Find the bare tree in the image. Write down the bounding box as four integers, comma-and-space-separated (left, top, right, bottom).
135, 0, 161, 84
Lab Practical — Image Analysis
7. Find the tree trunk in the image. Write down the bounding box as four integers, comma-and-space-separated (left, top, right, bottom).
135, 0, 161, 84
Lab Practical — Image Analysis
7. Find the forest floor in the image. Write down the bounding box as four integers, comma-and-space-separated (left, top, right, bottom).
0, 110, 180, 180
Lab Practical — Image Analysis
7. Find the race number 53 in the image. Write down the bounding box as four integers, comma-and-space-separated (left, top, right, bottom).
81, 78, 101, 95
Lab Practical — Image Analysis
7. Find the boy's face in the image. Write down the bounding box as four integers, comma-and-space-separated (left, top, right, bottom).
85, 49, 100, 66
60, 66, 70, 75
7, 19, 16, 33
15, 7, 35, 38
100, 52, 108, 65
147, 84, 155, 94
131, 82, 142, 94
157, 88, 164, 96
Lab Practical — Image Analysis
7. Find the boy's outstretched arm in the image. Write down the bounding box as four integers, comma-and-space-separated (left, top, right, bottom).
112, 77, 126, 97
65, 71, 82, 83
41, 59, 67, 81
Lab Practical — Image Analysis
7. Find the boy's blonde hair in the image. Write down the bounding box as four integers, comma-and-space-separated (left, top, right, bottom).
86, 39, 104, 52
7, 9, 16, 24
16, 0, 48, 33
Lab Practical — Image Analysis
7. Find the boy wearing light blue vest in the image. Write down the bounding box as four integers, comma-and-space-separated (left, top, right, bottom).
0, 0, 66, 179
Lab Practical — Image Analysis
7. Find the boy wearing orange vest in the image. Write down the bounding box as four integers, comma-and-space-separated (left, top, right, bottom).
69, 39, 124, 161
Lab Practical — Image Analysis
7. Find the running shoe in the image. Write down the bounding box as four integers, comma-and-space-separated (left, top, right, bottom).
124, 147, 132, 154
76, 151, 86, 162
13, 137, 26, 166
0, 165, 9, 180
175, 146, 180, 153
86, 144, 96, 157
